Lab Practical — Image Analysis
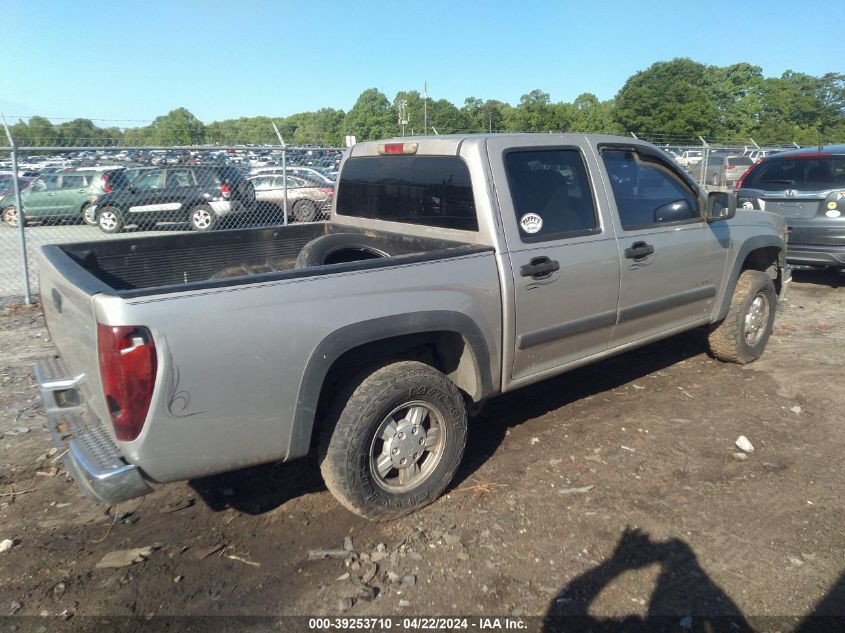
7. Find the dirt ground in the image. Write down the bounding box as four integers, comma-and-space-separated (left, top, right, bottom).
0, 270, 843, 630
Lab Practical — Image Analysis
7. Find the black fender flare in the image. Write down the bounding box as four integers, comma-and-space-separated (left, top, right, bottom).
286, 311, 495, 459
714, 235, 785, 321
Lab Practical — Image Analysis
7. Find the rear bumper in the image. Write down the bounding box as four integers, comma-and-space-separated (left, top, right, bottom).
35, 357, 152, 504
787, 244, 845, 267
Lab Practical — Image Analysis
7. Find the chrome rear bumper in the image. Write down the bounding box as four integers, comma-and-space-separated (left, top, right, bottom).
35, 357, 152, 504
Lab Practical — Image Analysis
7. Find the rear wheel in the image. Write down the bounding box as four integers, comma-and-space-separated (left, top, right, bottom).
708, 270, 777, 364
189, 205, 217, 231
97, 207, 124, 234
81, 203, 97, 226
2, 205, 22, 227
292, 199, 318, 223
319, 361, 468, 521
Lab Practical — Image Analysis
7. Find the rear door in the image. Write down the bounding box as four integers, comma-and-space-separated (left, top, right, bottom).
598, 146, 728, 348
164, 168, 197, 218
54, 173, 89, 221
487, 137, 622, 381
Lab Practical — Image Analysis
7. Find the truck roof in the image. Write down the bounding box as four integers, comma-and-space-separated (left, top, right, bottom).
349, 133, 646, 157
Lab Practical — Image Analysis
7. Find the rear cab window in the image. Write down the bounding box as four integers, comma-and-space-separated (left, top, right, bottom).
336, 156, 478, 231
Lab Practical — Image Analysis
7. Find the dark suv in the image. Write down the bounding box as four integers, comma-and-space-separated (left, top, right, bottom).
91, 165, 255, 233
737, 146, 845, 269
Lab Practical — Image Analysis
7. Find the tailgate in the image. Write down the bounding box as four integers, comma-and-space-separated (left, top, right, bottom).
38, 245, 111, 427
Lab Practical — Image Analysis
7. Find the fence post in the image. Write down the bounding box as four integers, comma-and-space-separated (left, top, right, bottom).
698, 135, 710, 187
2, 116, 31, 305
272, 122, 289, 225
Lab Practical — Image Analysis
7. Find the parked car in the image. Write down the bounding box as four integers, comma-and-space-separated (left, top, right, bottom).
251, 165, 336, 185
249, 174, 334, 222
703, 154, 754, 188
0, 166, 127, 227
90, 165, 256, 233
736, 145, 845, 269
35, 133, 788, 519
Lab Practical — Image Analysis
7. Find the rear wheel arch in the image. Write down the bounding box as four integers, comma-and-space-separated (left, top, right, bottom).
287, 312, 495, 460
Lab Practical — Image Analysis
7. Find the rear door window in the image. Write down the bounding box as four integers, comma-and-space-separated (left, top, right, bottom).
60, 175, 86, 189
504, 148, 598, 241
336, 155, 477, 231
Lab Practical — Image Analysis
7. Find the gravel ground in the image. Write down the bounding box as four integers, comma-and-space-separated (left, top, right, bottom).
0, 270, 843, 631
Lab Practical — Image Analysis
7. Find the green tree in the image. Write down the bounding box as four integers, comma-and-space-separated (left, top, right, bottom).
342, 88, 395, 141
570, 93, 623, 134
614, 58, 720, 139
151, 108, 206, 145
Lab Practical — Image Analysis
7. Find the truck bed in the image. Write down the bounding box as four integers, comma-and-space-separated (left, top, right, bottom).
42, 223, 484, 298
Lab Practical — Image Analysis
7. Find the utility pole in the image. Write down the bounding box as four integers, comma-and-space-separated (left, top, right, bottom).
423, 81, 429, 136
398, 99, 408, 137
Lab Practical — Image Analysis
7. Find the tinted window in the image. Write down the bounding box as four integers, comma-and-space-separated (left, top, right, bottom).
740, 155, 845, 191
133, 170, 164, 190
168, 170, 194, 188
504, 149, 598, 241
61, 175, 86, 189
336, 156, 477, 231
602, 149, 700, 230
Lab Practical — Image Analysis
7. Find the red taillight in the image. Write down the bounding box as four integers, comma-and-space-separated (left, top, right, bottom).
736, 158, 762, 190
220, 183, 231, 199
377, 142, 419, 155
102, 174, 112, 193
97, 324, 157, 441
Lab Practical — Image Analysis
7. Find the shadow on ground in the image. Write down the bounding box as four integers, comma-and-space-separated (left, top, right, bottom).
542, 529, 845, 632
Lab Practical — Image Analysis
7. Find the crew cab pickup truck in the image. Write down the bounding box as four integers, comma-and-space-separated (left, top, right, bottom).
35, 134, 790, 520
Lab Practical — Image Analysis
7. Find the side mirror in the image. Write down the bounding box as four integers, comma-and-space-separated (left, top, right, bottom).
654, 199, 695, 223
706, 191, 736, 221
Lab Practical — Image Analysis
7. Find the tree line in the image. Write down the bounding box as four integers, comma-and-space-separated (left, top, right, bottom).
8, 59, 844, 148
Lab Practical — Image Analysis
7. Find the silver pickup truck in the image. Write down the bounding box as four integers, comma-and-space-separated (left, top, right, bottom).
35, 134, 790, 520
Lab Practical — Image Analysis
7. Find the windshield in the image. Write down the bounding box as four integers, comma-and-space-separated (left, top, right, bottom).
336, 155, 478, 231
741, 155, 845, 191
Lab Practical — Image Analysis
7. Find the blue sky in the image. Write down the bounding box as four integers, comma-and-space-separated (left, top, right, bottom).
4, 0, 844, 125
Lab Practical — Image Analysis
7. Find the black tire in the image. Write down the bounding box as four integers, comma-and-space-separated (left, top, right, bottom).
708, 269, 777, 364
97, 206, 124, 234
292, 199, 318, 223
319, 361, 468, 521
81, 203, 97, 226
188, 204, 218, 232
295, 232, 395, 268
2, 205, 23, 228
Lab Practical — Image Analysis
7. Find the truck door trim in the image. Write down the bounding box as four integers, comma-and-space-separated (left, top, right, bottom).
517, 310, 617, 350
618, 285, 717, 323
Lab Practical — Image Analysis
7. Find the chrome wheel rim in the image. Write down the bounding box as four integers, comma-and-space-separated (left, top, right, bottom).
83, 206, 96, 225
3, 206, 18, 227
744, 292, 769, 346
99, 210, 117, 231
192, 209, 212, 229
369, 401, 446, 493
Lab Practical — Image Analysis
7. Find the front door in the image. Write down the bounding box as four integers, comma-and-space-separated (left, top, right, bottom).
599, 147, 729, 347
486, 140, 621, 382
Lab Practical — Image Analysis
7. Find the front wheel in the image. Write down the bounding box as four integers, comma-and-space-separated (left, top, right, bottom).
319, 361, 468, 521
97, 207, 124, 234
189, 205, 217, 231
708, 269, 777, 364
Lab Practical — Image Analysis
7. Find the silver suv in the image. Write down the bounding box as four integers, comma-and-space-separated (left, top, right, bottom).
737, 145, 845, 269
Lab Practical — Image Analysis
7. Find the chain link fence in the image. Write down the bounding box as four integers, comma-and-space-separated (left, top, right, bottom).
0, 129, 808, 306
0, 142, 343, 304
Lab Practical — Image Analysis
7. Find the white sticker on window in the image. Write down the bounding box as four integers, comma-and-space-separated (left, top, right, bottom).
520, 213, 543, 234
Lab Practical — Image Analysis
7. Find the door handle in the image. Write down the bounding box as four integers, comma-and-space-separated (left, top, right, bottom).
520, 257, 560, 278
624, 241, 654, 260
